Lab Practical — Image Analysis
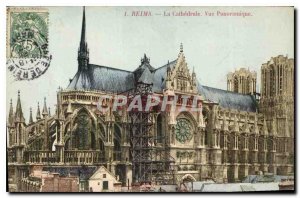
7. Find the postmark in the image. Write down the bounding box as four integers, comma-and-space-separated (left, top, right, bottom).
6, 7, 51, 81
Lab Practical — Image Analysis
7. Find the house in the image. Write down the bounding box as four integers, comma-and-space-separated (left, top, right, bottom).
88, 166, 121, 192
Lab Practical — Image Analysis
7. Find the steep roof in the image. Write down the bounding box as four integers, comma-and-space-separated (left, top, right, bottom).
89, 166, 117, 180
67, 61, 258, 112
67, 64, 135, 93
198, 85, 257, 112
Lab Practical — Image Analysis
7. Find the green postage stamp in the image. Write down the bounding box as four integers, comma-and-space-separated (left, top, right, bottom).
6, 7, 52, 80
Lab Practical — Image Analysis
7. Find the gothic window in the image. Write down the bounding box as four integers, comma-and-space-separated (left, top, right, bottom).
98, 123, 105, 140
279, 65, 283, 94
91, 132, 96, 150
234, 76, 239, 92
157, 114, 163, 143
65, 138, 70, 150
18, 124, 22, 144
264, 70, 267, 96
73, 110, 93, 150
114, 124, 121, 143
270, 66, 275, 96
246, 76, 250, 94
113, 124, 121, 161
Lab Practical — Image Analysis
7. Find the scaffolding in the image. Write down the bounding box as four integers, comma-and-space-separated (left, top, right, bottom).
127, 82, 175, 185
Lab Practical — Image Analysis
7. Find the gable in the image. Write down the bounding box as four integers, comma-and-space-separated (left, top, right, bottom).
89, 166, 116, 181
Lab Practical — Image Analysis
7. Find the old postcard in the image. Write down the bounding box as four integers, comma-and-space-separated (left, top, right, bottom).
6, 6, 294, 192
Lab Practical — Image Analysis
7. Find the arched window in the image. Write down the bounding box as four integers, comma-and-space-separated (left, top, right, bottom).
270, 66, 276, 96
73, 110, 94, 150
65, 138, 70, 150
113, 124, 121, 161
114, 124, 121, 142
234, 76, 239, 92
157, 114, 163, 143
246, 76, 250, 94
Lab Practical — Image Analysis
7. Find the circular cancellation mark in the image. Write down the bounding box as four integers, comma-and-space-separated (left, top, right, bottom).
7, 55, 52, 81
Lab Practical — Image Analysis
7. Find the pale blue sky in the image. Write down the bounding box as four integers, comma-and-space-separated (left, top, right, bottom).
6, 6, 294, 121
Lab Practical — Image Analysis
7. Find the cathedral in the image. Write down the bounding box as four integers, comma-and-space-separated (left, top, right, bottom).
7, 8, 294, 192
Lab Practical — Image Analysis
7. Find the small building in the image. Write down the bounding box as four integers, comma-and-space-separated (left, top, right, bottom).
88, 166, 120, 192
20, 170, 79, 192
279, 179, 294, 191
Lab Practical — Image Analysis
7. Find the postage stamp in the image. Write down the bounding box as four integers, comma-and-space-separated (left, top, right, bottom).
6, 7, 52, 81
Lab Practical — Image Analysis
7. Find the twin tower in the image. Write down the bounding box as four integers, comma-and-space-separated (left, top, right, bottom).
226, 55, 294, 98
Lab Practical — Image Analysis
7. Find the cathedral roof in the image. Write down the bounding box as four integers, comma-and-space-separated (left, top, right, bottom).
198, 85, 257, 112
67, 64, 135, 93
67, 60, 258, 112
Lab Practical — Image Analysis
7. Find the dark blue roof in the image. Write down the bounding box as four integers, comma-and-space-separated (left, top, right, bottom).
198, 85, 257, 112
67, 64, 135, 93
67, 61, 258, 112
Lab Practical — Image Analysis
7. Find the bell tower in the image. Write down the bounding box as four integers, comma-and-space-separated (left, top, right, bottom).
227, 68, 257, 95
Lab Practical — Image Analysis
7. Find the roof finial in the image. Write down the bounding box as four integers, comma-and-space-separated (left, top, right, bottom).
42, 97, 48, 117
15, 90, 24, 122
141, 53, 150, 64
180, 43, 183, 52
36, 102, 41, 120
29, 107, 33, 124
8, 99, 14, 126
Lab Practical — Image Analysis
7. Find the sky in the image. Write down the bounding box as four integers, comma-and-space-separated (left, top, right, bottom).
6, 6, 294, 122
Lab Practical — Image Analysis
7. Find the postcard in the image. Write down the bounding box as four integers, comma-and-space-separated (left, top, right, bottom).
6, 6, 294, 192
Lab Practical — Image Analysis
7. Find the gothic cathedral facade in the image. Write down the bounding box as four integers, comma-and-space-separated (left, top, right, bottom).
7, 8, 294, 191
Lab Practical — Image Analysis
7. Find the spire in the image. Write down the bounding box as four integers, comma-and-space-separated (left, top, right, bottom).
141, 53, 150, 65
29, 107, 33, 124
80, 6, 86, 50
167, 60, 171, 75
42, 97, 48, 118
36, 102, 41, 120
180, 43, 183, 53
78, 6, 89, 71
48, 107, 51, 116
8, 99, 14, 126
15, 90, 25, 123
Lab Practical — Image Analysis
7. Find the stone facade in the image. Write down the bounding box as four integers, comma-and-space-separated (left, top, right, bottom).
227, 68, 257, 94
7, 9, 294, 192
259, 55, 294, 175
